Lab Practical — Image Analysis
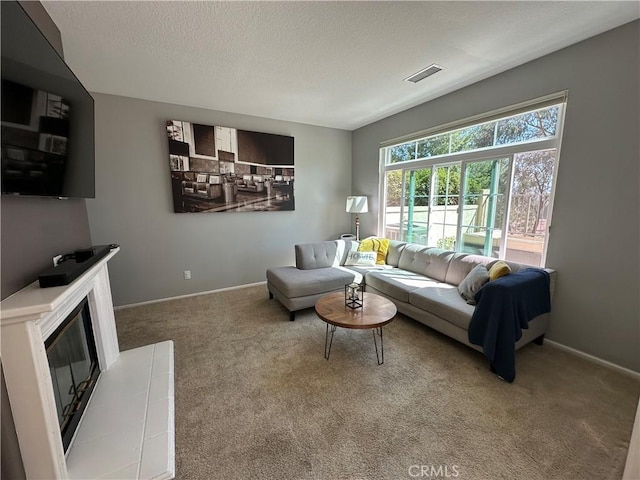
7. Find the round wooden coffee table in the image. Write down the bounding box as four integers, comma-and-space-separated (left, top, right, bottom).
314, 291, 397, 365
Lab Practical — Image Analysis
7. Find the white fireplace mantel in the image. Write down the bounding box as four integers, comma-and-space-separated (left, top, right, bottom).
0, 248, 175, 480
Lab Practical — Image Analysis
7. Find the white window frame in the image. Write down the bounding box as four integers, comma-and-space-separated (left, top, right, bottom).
378, 93, 567, 267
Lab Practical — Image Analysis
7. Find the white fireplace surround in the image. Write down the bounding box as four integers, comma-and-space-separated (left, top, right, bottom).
0, 248, 175, 479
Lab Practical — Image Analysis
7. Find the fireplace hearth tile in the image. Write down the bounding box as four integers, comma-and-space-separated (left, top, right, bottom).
66, 424, 142, 479
83, 376, 147, 409
139, 431, 174, 480
153, 341, 172, 359
145, 397, 173, 440
98, 463, 139, 480
67, 341, 175, 480
110, 346, 154, 373
72, 391, 147, 445
82, 382, 148, 410
152, 350, 173, 376
93, 369, 151, 399
149, 373, 173, 400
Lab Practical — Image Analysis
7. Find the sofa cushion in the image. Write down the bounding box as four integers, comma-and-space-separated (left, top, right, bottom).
397, 244, 430, 272
295, 242, 338, 270
423, 248, 455, 281
267, 266, 356, 298
365, 268, 440, 303
386, 241, 407, 267
334, 239, 360, 266
398, 246, 453, 282
409, 284, 476, 330
358, 237, 390, 265
457, 264, 490, 305
344, 250, 376, 266
488, 260, 511, 281
344, 264, 393, 276
487, 259, 527, 274
445, 253, 494, 286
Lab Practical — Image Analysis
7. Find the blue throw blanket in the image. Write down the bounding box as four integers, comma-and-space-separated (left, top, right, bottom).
468, 268, 551, 383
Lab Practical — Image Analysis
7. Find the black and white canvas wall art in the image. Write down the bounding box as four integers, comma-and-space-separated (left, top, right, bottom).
166, 120, 295, 213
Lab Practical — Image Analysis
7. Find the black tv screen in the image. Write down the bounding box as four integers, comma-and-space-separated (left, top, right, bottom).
1, 1, 95, 198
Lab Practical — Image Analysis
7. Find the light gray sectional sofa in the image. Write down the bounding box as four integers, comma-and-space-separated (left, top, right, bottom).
266, 239, 556, 354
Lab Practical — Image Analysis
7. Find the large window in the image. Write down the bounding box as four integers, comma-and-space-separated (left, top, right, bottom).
380, 96, 565, 267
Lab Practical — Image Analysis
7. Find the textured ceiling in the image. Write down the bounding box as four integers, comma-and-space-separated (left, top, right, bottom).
42, 1, 639, 130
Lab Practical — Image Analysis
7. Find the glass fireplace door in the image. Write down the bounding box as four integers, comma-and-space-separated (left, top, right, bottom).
45, 297, 99, 451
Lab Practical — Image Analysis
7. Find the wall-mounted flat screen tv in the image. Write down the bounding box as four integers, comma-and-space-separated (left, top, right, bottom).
1, 1, 95, 198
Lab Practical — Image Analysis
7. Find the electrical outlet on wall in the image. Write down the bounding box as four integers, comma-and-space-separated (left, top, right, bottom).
183, 270, 191, 280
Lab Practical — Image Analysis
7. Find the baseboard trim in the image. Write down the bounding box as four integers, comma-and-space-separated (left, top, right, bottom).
545, 339, 640, 380
114, 281, 267, 311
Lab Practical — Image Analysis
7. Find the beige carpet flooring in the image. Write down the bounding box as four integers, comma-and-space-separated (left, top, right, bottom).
115, 285, 640, 480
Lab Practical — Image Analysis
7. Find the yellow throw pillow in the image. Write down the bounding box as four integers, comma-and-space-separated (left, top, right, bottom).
488, 261, 511, 281
358, 238, 390, 265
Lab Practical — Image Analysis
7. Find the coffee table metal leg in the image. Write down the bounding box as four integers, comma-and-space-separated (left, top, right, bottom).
324, 324, 337, 360
373, 326, 384, 365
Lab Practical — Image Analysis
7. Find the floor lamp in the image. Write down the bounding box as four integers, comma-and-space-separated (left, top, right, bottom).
346, 196, 368, 241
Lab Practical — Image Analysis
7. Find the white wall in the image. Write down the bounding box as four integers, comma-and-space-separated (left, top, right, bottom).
352, 21, 640, 372
88, 94, 352, 306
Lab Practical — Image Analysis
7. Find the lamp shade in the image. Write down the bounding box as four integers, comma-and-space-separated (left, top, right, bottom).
346, 196, 368, 214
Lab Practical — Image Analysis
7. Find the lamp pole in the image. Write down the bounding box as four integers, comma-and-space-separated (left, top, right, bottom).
346, 196, 368, 241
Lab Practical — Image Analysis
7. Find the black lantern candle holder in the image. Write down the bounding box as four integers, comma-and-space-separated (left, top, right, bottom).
345, 282, 364, 309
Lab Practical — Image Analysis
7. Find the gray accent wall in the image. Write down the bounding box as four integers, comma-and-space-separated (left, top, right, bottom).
352, 20, 640, 372
87, 94, 352, 307
0, 197, 91, 299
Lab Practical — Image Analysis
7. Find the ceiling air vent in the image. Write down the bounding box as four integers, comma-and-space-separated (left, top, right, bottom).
404, 64, 443, 83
